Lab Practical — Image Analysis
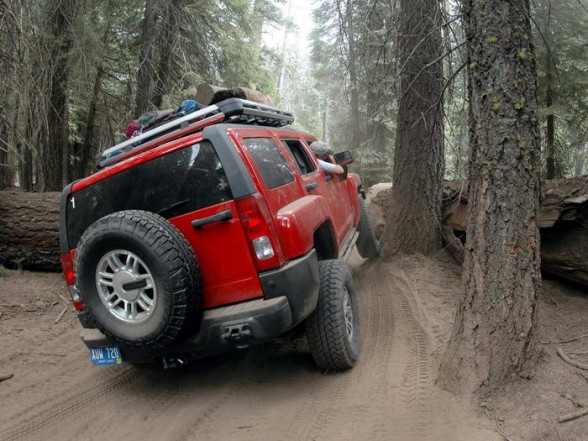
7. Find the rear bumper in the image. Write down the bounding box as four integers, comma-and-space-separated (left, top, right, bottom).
81, 296, 292, 363
80, 250, 320, 364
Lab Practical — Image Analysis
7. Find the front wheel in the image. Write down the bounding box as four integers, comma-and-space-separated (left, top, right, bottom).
356, 197, 380, 258
305, 259, 361, 370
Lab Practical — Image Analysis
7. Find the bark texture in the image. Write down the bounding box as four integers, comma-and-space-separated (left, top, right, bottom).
439, 0, 541, 395
134, 0, 161, 118
42, 0, 78, 191
381, 0, 445, 257
152, 0, 182, 108
0, 189, 61, 271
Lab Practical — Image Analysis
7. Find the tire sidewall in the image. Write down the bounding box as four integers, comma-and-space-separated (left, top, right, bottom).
339, 264, 361, 360
75, 210, 199, 350
356, 197, 379, 258
77, 229, 172, 344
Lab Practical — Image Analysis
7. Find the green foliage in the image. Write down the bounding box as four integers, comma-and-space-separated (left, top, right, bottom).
0, 0, 289, 186
0, 265, 7, 278
533, 0, 588, 177
309, 0, 396, 182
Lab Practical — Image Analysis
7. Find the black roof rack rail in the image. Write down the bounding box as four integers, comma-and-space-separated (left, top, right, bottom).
217, 98, 295, 127
95, 98, 295, 169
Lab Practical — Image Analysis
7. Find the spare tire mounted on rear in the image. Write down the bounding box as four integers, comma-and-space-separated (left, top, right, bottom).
75, 210, 201, 351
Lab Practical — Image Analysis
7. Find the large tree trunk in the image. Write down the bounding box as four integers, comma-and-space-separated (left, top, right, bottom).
0, 189, 61, 271
42, 0, 78, 191
152, 0, 182, 108
544, 3, 556, 179
0, 109, 8, 189
134, 0, 161, 118
77, 16, 113, 180
346, 0, 361, 152
439, 0, 541, 396
381, 0, 445, 257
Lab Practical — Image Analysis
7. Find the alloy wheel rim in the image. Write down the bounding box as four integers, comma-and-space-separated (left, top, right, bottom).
343, 288, 354, 341
96, 250, 157, 323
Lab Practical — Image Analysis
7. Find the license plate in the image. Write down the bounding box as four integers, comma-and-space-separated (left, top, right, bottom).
89, 346, 123, 366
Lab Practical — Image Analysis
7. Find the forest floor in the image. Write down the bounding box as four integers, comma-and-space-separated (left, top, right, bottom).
0, 251, 586, 441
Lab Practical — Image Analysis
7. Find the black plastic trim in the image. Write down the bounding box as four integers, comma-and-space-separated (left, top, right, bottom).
191, 210, 232, 228
80, 296, 293, 363
202, 124, 257, 199
59, 182, 76, 253
259, 249, 320, 324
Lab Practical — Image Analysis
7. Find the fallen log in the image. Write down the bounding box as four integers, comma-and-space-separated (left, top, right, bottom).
0, 188, 61, 271
441, 178, 588, 288
195, 84, 274, 106
369, 178, 588, 289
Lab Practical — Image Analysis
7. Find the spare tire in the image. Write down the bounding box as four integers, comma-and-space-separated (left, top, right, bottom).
75, 210, 201, 350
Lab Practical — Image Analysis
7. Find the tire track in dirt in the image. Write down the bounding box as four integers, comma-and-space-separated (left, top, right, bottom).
178, 259, 394, 441
391, 265, 433, 439
164, 346, 302, 441
331, 260, 405, 441
278, 259, 399, 441
0, 366, 147, 441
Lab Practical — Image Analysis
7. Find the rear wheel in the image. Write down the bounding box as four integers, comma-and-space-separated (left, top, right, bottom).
305, 259, 361, 370
356, 196, 380, 258
75, 210, 201, 351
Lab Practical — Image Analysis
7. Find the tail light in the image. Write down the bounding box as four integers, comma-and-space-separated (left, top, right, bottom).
236, 194, 284, 271
60, 250, 84, 311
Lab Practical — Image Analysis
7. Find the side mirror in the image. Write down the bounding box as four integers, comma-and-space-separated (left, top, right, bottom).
334, 150, 354, 166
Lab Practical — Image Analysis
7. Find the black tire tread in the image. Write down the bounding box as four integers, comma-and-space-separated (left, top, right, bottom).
75, 210, 200, 350
305, 260, 360, 370
356, 197, 380, 258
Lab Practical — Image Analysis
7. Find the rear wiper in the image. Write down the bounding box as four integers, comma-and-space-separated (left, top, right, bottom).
157, 199, 189, 216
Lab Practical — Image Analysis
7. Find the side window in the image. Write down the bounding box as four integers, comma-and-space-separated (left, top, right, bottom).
242, 138, 295, 189
282, 140, 317, 175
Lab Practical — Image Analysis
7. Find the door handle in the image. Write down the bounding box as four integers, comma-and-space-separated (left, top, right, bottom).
305, 182, 318, 191
192, 210, 232, 228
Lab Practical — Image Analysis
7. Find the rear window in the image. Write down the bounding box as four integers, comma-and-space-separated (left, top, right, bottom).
242, 138, 294, 189
67, 141, 231, 247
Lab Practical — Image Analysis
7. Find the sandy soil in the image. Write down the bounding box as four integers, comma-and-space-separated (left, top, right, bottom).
0, 252, 586, 441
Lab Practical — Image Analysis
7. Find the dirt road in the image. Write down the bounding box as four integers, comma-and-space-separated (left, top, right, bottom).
0, 254, 500, 441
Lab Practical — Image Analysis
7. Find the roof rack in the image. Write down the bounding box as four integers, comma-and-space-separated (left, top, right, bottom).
95, 98, 295, 169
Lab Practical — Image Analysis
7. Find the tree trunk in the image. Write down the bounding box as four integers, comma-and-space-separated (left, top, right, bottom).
0, 189, 61, 271
381, 0, 445, 257
252, 0, 265, 55
152, 0, 182, 108
42, 0, 78, 191
544, 3, 556, 179
346, 0, 361, 151
77, 17, 113, 180
134, 0, 161, 118
0, 110, 8, 189
439, 0, 541, 396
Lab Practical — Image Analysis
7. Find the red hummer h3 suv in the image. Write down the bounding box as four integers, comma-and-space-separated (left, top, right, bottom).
59, 99, 379, 370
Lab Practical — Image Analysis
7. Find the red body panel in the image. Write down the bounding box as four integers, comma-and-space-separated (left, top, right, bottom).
231, 127, 361, 261
169, 201, 263, 308
276, 196, 331, 258
66, 124, 361, 312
